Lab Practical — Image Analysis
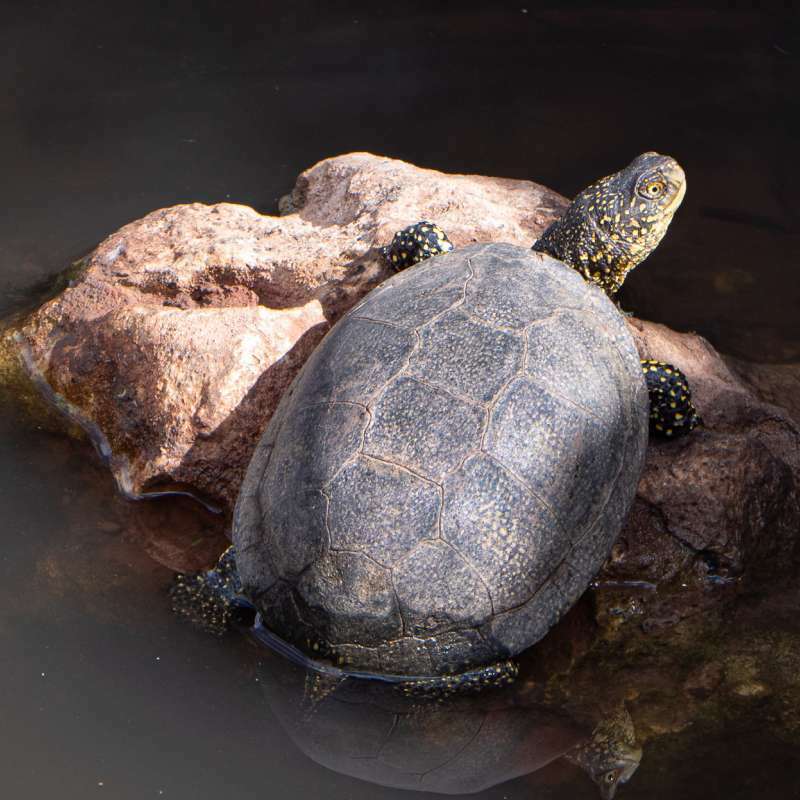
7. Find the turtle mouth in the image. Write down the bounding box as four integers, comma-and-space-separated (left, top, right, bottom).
665, 167, 687, 212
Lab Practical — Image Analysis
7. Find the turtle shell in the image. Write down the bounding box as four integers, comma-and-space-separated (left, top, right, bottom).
233, 243, 648, 676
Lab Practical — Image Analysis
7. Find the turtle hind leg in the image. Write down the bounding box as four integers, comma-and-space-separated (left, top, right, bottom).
641, 359, 702, 438
397, 659, 518, 700
169, 571, 231, 636
169, 545, 255, 635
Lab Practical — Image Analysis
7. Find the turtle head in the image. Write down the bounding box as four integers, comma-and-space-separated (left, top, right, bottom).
533, 151, 686, 295
595, 151, 686, 245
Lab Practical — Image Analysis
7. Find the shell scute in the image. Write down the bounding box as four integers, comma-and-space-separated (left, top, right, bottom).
292, 317, 416, 405
393, 540, 494, 637
363, 375, 484, 482
326, 456, 441, 567
463, 251, 578, 330
352, 254, 469, 330
296, 550, 404, 647
407, 308, 525, 403
442, 453, 565, 613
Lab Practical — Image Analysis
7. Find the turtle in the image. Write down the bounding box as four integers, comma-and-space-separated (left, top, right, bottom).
171, 152, 696, 695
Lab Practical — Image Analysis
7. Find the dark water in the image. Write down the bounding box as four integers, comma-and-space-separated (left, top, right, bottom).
2, 3, 799, 798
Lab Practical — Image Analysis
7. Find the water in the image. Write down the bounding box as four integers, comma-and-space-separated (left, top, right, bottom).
2, 3, 799, 798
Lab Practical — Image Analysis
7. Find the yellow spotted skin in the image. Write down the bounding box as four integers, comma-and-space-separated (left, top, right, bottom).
641, 359, 701, 438
397, 660, 518, 699
533, 152, 686, 296
170, 546, 253, 635
381, 221, 454, 271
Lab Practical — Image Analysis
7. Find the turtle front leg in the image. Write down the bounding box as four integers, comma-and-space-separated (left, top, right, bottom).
380, 221, 454, 271
641, 360, 702, 438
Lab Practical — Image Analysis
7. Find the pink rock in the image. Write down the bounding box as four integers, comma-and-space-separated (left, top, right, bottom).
12, 153, 566, 510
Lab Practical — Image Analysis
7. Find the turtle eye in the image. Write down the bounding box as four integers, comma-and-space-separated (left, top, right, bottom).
638, 179, 665, 199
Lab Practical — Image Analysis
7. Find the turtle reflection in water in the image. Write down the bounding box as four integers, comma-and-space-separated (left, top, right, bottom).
255, 644, 641, 799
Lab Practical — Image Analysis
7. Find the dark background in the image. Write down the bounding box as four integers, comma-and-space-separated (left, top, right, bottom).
1, 3, 799, 799
2, 1, 798, 358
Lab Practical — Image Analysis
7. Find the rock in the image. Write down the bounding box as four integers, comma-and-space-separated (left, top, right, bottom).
594, 319, 800, 631
683, 661, 724, 699
8, 153, 567, 510
725, 357, 800, 427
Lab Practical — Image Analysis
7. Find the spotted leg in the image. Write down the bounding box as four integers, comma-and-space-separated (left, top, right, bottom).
380, 221, 454, 271
641, 359, 702, 438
